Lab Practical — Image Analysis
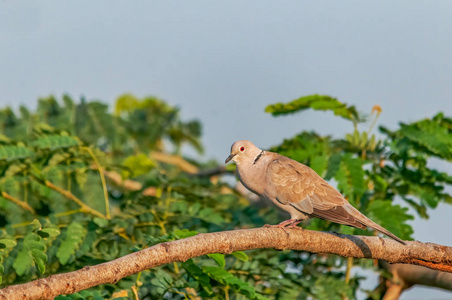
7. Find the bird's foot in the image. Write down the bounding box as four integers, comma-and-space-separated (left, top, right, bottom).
263, 219, 302, 234
276, 219, 298, 227
285, 220, 302, 229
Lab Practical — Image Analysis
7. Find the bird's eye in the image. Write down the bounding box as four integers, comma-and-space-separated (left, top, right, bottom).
240, 146, 245, 152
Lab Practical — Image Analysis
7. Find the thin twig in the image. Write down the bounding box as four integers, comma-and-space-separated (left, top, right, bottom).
1, 191, 35, 214
82, 147, 111, 219
44, 180, 106, 219
345, 257, 353, 284
131, 286, 139, 300
53, 209, 84, 218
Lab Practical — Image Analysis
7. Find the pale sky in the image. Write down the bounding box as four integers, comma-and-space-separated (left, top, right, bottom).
1, 1, 452, 298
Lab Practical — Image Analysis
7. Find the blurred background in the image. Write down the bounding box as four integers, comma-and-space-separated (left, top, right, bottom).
1, 1, 451, 298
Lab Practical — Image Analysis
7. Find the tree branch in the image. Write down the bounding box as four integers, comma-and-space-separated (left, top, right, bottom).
380, 261, 452, 299
1, 227, 451, 299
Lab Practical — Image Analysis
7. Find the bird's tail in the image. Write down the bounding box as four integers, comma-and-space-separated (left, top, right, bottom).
343, 204, 407, 245
358, 217, 406, 245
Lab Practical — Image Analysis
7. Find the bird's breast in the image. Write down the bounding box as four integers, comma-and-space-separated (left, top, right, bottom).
236, 164, 265, 196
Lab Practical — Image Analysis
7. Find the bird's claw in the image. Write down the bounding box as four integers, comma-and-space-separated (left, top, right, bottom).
262, 220, 302, 235
286, 224, 303, 230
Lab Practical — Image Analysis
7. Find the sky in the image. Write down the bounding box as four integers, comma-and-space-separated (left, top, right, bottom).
1, 1, 452, 298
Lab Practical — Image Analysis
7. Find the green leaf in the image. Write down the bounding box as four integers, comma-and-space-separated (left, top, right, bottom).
25, 239, 45, 251
17, 233, 49, 274
324, 153, 341, 180
170, 201, 188, 214
31, 135, 80, 150
203, 266, 266, 299
334, 154, 366, 202
367, 200, 414, 240
115, 94, 140, 115
403, 197, 429, 219
0, 146, 35, 161
182, 259, 213, 295
145, 234, 174, 246
310, 154, 329, 177
75, 168, 88, 189
231, 251, 248, 262
198, 208, 223, 225
122, 153, 155, 178
38, 228, 60, 238
11, 232, 46, 276
173, 229, 198, 239
57, 222, 87, 265
398, 119, 452, 160
47, 152, 71, 166
0, 239, 17, 249
265, 94, 360, 121
93, 218, 109, 228
343, 154, 366, 198
150, 269, 174, 294
0, 264, 4, 284
30, 248, 47, 274
189, 202, 201, 215
312, 275, 353, 300
410, 184, 441, 209
334, 161, 352, 198
13, 246, 34, 276
225, 163, 237, 172
359, 131, 368, 148
208, 253, 225, 267
29, 219, 42, 231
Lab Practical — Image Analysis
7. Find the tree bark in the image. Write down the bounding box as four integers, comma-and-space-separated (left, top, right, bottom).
1, 227, 452, 300
380, 261, 452, 299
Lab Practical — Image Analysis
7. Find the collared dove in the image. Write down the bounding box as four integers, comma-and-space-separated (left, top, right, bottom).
225, 140, 406, 245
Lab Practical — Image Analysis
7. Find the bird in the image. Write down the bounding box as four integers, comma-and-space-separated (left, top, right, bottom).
225, 140, 406, 245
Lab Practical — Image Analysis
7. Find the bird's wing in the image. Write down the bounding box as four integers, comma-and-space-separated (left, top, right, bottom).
265, 157, 366, 229
264, 157, 317, 214
265, 155, 406, 243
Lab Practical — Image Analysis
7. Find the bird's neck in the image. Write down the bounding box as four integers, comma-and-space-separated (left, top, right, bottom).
252, 150, 264, 165
235, 152, 269, 195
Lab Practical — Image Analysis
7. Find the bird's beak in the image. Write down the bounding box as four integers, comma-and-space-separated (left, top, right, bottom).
225, 154, 235, 164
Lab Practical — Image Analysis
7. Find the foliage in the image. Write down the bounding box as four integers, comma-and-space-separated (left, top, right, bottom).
0, 94, 450, 299
265, 94, 361, 122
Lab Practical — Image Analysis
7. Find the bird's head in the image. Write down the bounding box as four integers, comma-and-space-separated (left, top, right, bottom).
225, 140, 262, 165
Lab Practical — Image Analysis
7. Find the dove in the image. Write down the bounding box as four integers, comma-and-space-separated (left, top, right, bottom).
225, 140, 406, 245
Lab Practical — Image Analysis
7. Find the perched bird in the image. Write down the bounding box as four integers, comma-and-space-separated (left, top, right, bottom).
225, 140, 406, 245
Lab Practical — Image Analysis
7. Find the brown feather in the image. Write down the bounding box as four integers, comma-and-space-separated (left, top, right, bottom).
311, 205, 367, 230
265, 156, 346, 211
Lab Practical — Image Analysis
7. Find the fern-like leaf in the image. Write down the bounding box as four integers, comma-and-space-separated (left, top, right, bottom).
31, 135, 80, 150
0, 146, 35, 161
398, 119, 452, 160
265, 95, 360, 121
57, 222, 87, 265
